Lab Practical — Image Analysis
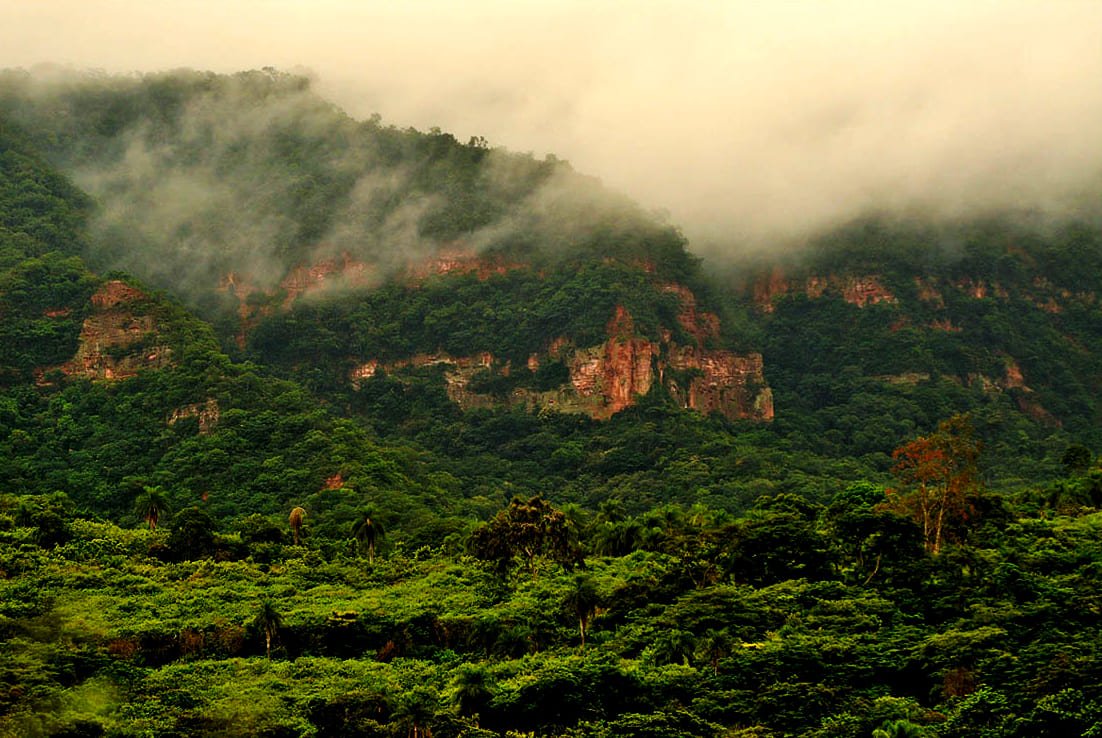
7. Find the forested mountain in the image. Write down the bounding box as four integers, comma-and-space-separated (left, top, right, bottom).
3, 69, 1102, 737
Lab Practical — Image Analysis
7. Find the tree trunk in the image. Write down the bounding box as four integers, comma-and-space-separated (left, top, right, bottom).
933, 492, 947, 555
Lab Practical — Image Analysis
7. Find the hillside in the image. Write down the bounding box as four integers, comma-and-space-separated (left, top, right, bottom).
733, 216, 1102, 465
3, 68, 1102, 737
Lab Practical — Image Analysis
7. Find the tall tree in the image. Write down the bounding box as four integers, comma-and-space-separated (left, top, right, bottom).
562, 574, 600, 649
252, 600, 283, 660
450, 665, 495, 724
469, 495, 580, 576
288, 506, 306, 546
889, 414, 980, 555
353, 512, 385, 564
133, 485, 169, 531
166, 506, 216, 560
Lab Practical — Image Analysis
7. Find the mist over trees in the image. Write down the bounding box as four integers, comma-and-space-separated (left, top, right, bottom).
2, 68, 1102, 736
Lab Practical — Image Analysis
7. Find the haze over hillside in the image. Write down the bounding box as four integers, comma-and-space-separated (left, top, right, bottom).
3, 1, 1101, 254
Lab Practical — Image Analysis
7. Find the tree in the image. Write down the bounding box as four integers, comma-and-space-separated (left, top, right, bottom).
697, 628, 733, 676
889, 414, 980, 555
650, 629, 696, 666
238, 514, 283, 545
352, 512, 385, 564
252, 600, 283, 659
872, 719, 928, 738
166, 506, 216, 560
450, 664, 495, 723
468, 495, 580, 576
393, 686, 438, 738
563, 574, 600, 649
289, 506, 306, 546
1062, 444, 1092, 476
133, 486, 169, 531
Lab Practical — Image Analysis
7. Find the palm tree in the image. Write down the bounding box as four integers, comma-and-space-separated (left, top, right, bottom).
288, 506, 306, 546
133, 486, 169, 530
353, 512, 385, 564
696, 628, 733, 676
450, 664, 494, 724
652, 629, 696, 666
252, 600, 283, 659
873, 719, 928, 738
563, 574, 600, 649
393, 687, 437, 738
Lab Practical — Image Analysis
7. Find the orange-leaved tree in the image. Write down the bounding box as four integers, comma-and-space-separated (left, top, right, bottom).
889, 414, 980, 555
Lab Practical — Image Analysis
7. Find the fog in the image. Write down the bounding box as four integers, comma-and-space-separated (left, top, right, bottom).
2, 1, 1101, 253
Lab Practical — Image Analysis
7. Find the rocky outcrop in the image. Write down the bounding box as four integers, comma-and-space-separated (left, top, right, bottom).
661, 283, 720, 343
351, 289, 773, 422
220, 252, 377, 348
962, 357, 1060, 427
752, 270, 896, 311
167, 399, 221, 434
279, 253, 375, 306
666, 347, 773, 420
54, 281, 172, 381
405, 246, 524, 282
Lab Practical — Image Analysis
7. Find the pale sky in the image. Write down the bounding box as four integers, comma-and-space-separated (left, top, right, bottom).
2, 1, 1101, 250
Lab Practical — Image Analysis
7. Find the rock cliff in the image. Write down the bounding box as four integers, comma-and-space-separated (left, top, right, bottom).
51, 281, 172, 381
752, 270, 897, 311
352, 285, 773, 422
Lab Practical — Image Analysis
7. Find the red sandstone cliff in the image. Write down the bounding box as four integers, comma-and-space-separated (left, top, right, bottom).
52, 281, 172, 381
351, 287, 773, 422
751, 270, 897, 312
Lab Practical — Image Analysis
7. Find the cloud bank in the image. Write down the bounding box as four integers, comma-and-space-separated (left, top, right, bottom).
2, 1, 1100, 253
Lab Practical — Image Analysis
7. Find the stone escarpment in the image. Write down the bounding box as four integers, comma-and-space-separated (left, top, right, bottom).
352, 286, 773, 422
752, 268, 1095, 316
220, 248, 520, 347
167, 398, 221, 434
220, 252, 378, 348
752, 270, 897, 312
49, 281, 172, 381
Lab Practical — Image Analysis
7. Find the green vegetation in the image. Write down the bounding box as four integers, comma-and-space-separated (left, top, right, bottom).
2, 69, 1102, 735
4, 479, 1102, 736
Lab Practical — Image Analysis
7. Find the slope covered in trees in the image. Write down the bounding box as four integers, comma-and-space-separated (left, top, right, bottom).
2, 68, 1102, 736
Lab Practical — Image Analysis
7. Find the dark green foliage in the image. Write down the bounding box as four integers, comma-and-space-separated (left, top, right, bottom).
166, 506, 216, 560
250, 259, 690, 378
352, 512, 386, 563
238, 514, 284, 545
4, 66, 1102, 738
469, 496, 582, 575
1062, 444, 1092, 476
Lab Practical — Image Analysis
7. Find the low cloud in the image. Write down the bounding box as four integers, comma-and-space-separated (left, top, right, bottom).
2, 1, 1101, 257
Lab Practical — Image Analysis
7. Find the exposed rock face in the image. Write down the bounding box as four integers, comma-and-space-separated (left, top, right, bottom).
222, 248, 524, 347
405, 246, 524, 282
914, 277, 945, 307
56, 281, 172, 381
929, 319, 962, 332
564, 307, 659, 418
279, 253, 375, 306
666, 347, 773, 420
167, 399, 221, 434
956, 356, 1059, 427
220, 253, 376, 348
751, 270, 896, 311
661, 283, 720, 343
351, 287, 773, 422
